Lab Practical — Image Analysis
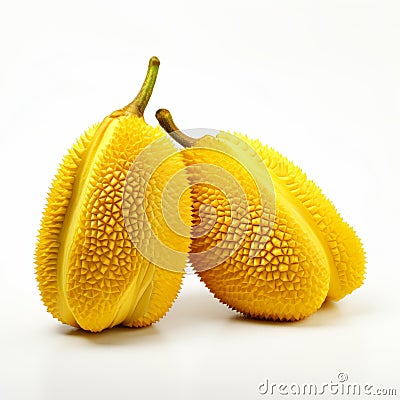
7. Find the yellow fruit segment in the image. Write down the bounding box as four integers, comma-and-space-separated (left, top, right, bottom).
36, 124, 99, 326
65, 118, 159, 331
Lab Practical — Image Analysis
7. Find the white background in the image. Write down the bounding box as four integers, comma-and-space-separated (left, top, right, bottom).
1, 1, 400, 399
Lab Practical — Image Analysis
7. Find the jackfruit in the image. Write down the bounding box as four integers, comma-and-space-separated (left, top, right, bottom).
156, 109, 366, 321
35, 58, 189, 332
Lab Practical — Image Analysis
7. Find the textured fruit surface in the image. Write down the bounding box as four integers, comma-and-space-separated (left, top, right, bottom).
35, 58, 189, 332
182, 131, 365, 321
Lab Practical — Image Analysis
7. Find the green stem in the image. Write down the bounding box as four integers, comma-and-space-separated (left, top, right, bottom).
122, 56, 160, 117
155, 109, 197, 148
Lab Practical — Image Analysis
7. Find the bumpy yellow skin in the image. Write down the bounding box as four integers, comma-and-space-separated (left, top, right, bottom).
184, 132, 365, 321
35, 115, 189, 332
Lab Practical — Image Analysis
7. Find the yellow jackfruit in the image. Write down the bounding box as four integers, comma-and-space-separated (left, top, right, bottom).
35, 58, 190, 332
156, 109, 366, 321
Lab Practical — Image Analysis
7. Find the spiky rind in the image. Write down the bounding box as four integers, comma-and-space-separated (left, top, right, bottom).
36, 117, 189, 332
35, 124, 99, 324
236, 133, 366, 300
190, 185, 330, 321
65, 117, 187, 332
182, 131, 365, 321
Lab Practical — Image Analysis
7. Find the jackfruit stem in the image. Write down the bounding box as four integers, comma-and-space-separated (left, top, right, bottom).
123, 56, 160, 117
156, 108, 197, 148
